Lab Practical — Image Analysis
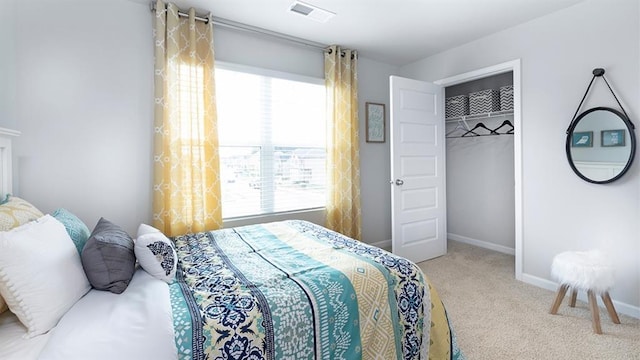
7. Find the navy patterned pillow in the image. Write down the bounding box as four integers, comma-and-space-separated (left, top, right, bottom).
134, 224, 176, 283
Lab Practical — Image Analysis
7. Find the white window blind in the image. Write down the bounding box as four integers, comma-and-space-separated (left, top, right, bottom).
215, 64, 326, 219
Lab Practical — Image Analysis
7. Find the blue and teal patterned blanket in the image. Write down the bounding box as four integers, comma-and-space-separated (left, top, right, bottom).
169, 220, 463, 360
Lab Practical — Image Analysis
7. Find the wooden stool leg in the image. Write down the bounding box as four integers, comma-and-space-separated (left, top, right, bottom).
601, 292, 621, 324
550, 284, 569, 314
569, 289, 577, 307
587, 290, 602, 334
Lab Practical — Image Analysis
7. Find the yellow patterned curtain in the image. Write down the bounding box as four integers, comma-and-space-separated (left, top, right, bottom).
152, 0, 222, 236
324, 45, 362, 240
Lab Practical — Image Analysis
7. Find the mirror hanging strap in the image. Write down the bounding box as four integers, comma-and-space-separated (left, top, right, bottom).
568, 68, 634, 134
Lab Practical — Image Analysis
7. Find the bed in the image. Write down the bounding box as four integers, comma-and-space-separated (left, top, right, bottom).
0, 132, 463, 360
169, 220, 463, 360
0, 219, 463, 360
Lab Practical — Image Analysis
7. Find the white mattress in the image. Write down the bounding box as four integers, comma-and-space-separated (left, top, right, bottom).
0, 311, 50, 360
0, 269, 177, 360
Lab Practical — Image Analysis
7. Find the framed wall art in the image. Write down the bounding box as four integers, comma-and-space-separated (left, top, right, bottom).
366, 102, 385, 143
601, 129, 625, 147
571, 131, 593, 147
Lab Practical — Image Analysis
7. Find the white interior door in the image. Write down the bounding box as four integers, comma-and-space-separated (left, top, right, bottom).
390, 76, 446, 263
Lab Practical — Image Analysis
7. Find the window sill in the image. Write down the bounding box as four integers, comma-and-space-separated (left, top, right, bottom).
223, 208, 326, 229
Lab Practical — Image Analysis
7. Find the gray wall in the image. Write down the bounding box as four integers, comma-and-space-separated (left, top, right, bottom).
0, 0, 17, 130
357, 58, 398, 244
9, 0, 154, 233
3, 0, 398, 245
446, 122, 515, 251
401, 0, 639, 314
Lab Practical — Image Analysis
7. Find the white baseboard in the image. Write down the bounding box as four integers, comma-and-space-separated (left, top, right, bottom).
373, 235, 515, 255
521, 273, 640, 319
370, 239, 391, 250
448, 233, 515, 256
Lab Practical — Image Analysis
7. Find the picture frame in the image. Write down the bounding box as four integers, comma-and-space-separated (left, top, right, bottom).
366, 102, 385, 143
571, 131, 593, 147
601, 129, 626, 147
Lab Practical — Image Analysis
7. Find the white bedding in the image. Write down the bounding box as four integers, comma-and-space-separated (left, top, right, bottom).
38, 268, 177, 360
0, 311, 50, 360
0, 268, 177, 360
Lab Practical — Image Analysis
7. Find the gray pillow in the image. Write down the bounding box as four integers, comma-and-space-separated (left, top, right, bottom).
81, 218, 135, 294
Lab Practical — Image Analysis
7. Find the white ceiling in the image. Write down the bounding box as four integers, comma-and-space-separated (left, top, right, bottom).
163, 0, 584, 66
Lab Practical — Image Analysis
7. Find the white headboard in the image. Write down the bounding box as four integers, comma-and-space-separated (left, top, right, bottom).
0, 127, 21, 196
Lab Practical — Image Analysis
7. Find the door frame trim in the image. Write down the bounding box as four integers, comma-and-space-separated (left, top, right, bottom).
434, 59, 523, 281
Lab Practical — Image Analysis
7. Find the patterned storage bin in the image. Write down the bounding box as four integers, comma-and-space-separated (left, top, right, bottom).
469, 89, 500, 115
500, 85, 514, 111
445, 95, 469, 118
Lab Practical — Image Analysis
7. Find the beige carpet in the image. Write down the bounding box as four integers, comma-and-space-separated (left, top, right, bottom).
418, 241, 640, 360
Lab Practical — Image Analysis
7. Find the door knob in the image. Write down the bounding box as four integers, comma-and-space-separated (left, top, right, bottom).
395, 179, 404, 186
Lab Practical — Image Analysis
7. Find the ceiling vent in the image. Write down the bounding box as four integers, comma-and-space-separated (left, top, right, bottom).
289, 1, 335, 23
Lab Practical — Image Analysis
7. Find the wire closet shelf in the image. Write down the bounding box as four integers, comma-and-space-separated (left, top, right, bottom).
446, 110, 514, 138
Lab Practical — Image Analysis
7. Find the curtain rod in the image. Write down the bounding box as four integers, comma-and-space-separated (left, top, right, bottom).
150, 2, 327, 51
150, 2, 210, 23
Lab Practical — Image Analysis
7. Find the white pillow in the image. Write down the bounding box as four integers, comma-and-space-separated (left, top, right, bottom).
137, 223, 161, 237
0, 296, 7, 313
134, 224, 177, 283
0, 215, 91, 338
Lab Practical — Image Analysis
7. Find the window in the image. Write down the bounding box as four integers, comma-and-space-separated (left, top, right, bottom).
215, 64, 326, 219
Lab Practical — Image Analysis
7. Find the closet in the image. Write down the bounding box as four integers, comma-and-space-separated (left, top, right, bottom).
444, 72, 516, 254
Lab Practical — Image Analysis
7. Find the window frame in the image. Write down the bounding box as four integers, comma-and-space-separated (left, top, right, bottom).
215, 62, 327, 221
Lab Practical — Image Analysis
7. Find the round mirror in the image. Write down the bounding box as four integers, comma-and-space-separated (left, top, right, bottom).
566, 107, 636, 184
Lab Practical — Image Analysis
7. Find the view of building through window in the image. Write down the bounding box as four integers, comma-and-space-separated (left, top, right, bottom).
215, 65, 326, 218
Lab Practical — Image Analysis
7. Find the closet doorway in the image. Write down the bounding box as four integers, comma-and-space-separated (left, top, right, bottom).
435, 60, 523, 280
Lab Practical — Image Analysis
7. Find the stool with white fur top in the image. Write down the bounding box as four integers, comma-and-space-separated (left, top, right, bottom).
549, 250, 620, 334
